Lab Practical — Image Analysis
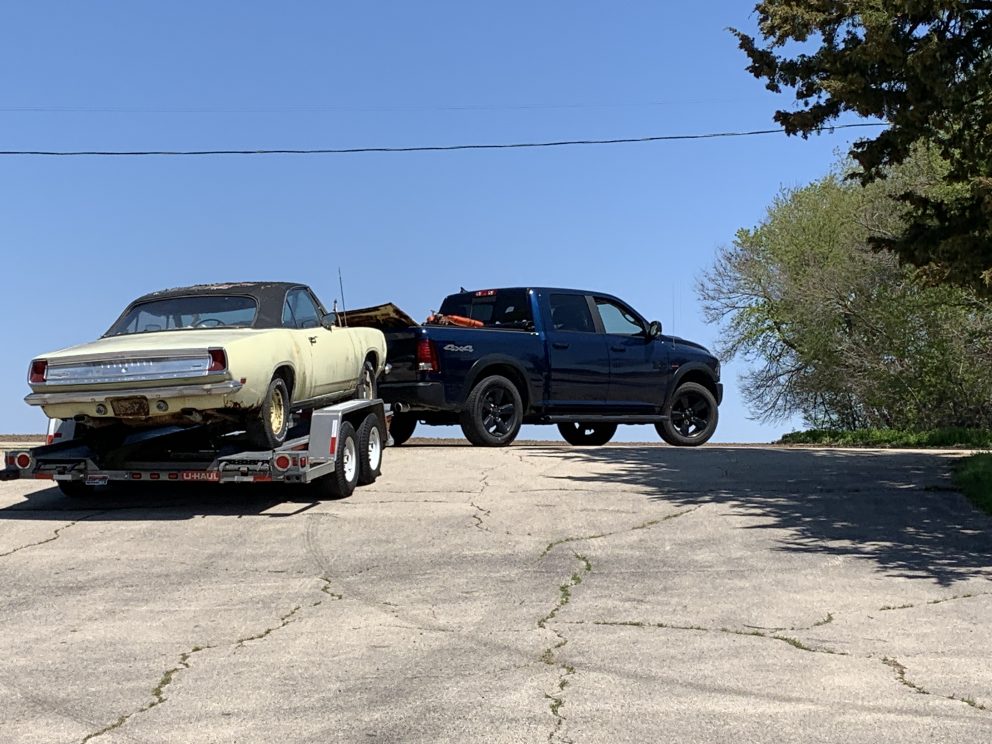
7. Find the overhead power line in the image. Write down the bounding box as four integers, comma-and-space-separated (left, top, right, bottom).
0, 122, 885, 157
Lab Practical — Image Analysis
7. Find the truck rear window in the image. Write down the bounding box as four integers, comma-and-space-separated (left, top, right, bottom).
438, 290, 533, 330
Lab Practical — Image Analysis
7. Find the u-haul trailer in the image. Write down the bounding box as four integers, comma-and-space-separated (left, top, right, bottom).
2, 399, 389, 500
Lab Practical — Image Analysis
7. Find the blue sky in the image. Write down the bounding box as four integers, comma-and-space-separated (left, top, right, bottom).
1, 2, 868, 441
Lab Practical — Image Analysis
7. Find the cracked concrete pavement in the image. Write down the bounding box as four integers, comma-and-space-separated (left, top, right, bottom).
1, 444, 991, 743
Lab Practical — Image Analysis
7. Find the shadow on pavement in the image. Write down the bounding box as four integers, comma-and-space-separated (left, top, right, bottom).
532, 445, 992, 587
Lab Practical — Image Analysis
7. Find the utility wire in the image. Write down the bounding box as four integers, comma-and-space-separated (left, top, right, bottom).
0, 122, 885, 157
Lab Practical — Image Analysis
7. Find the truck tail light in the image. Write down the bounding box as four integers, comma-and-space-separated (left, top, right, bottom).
29, 360, 48, 383
207, 349, 227, 372
417, 339, 440, 372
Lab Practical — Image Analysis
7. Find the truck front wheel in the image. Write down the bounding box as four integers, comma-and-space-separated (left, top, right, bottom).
460, 375, 523, 446
656, 382, 718, 446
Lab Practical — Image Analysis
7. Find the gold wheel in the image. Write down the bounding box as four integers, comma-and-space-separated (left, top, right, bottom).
269, 385, 286, 433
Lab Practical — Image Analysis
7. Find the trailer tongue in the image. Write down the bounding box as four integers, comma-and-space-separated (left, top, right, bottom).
2, 399, 389, 500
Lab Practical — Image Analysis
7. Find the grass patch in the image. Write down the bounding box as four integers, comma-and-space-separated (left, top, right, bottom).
953, 453, 992, 515
778, 428, 992, 448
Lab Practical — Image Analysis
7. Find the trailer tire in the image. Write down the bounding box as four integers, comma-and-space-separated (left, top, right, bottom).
388, 413, 417, 446
460, 375, 523, 446
311, 421, 359, 499
357, 413, 384, 485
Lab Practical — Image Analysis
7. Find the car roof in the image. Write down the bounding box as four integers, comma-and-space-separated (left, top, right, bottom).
132, 281, 304, 304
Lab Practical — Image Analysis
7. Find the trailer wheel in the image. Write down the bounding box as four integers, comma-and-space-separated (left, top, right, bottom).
311, 421, 359, 499
247, 377, 290, 449
57, 480, 94, 499
388, 413, 417, 446
357, 413, 384, 485
557, 422, 617, 446
460, 375, 523, 446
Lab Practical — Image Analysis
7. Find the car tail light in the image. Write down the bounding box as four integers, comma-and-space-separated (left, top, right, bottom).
29, 360, 48, 384
417, 339, 440, 372
15, 452, 33, 470
273, 454, 291, 471
207, 349, 227, 373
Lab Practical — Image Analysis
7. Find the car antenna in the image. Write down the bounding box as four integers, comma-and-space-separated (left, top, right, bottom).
338, 267, 348, 327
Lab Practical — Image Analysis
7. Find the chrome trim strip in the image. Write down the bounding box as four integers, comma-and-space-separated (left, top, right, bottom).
25, 380, 244, 406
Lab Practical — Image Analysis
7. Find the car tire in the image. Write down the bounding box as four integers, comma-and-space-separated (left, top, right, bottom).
558, 422, 617, 446
311, 421, 359, 499
656, 382, 718, 446
355, 359, 377, 401
388, 413, 417, 446
247, 377, 291, 449
357, 413, 384, 485
459, 375, 523, 446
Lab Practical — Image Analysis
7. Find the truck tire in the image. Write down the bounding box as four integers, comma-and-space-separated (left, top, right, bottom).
247, 377, 290, 449
656, 382, 718, 447
388, 413, 417, 446
357, 413, 384, 485
460, 375, 523, 446
355, 359, 377, 401
312, 421, 359, 499
558, 422, 617, 446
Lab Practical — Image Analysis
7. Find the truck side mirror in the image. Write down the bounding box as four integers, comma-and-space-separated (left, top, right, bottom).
647, 320, 662, 338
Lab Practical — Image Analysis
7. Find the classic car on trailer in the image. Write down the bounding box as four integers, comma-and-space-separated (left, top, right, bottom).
25, 282, 386, 448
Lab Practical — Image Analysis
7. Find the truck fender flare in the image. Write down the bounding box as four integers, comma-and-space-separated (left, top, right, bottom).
668, 362, 719, 400
461, 355, 532, 408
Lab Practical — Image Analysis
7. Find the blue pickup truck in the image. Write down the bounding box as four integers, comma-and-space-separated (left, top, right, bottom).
347, 287, 722, 447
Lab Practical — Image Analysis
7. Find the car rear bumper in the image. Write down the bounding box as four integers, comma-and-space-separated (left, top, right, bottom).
25, 380, 244, 406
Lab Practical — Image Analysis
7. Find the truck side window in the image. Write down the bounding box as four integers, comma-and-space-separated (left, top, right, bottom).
550, 294, 595, 333
595, 298, 643, 335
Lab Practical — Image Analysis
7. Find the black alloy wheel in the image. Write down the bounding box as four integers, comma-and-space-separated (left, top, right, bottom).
656, 382, 718, 447
460, 375, 523, 446
557, 422, 618, 446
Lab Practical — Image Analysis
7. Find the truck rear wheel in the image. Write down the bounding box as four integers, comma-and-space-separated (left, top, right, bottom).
558, 422, 617, 446
357, 413, 384, 485
388, 413, 417, 446
460, 375, 523, 446
311, 421, 359, 499
656, 382, 718, 446
57, 480, 94, 499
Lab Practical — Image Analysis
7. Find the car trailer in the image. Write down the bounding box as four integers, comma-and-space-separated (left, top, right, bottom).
1, 399, 390, 500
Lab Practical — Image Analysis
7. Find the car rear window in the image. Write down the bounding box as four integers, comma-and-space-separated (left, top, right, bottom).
105, 295, 258, 336
438, 290, 533, 330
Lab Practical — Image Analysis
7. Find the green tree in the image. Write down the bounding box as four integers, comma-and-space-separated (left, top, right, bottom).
699, 149, 992, 430
734, 1, 992, 290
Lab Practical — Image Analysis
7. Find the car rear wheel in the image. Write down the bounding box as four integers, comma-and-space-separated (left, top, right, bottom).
558, 422, 617, 446
656, 382, 718, 446
460, 375, 523, 446
388, 413, 417, 446
247, 377, 290, 449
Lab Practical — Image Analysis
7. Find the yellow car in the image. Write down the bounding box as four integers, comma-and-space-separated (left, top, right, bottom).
26, 282, 387, 448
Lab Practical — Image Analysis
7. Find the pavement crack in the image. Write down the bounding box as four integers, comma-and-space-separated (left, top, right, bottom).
1, 511, 108, 559
588, 619, 845, 656
881, 657, 989, 712
235, 605, 302, 648
80, 643, 212, 743
470, 501, 491, 532
539, 506, 701, 559
879, 592, 992, 612
319, 576, 344, 600
744, 612, 835, 632
538, 551, 591, 743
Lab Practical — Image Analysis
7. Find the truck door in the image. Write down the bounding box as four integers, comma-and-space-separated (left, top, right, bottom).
593, 296, 669, 411
544, 293, 610, 411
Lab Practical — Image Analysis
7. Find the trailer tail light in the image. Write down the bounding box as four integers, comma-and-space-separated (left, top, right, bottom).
29, 360, 48, 384
273, 454, 291, 472
15, 452, 33, 470
417, 339, 440, 372
207, 349, 227, 373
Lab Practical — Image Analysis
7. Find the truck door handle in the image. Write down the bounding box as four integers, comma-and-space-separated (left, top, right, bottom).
552, 342, 570, 350
611, 346, 626, 352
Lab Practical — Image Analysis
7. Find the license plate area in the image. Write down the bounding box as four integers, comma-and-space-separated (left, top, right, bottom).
110, 396, 150, 417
